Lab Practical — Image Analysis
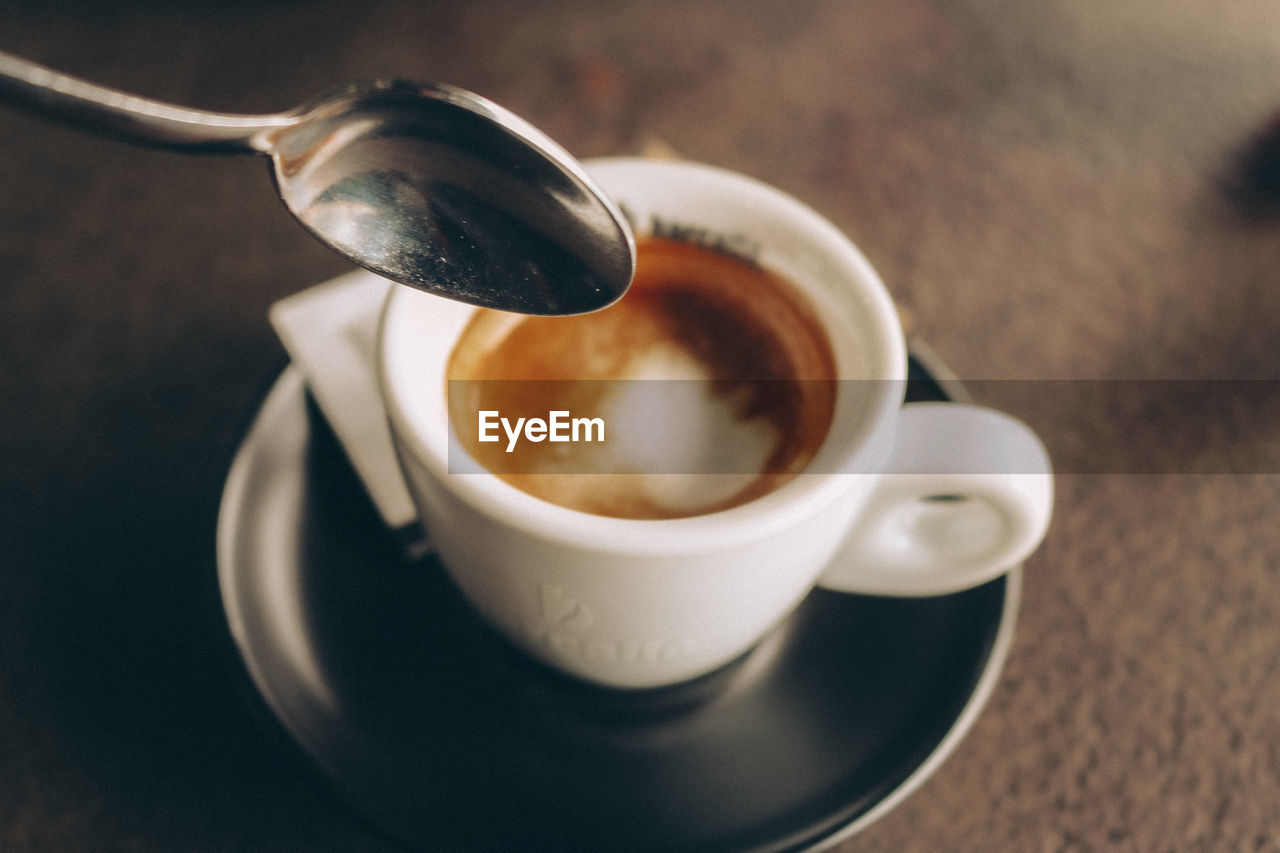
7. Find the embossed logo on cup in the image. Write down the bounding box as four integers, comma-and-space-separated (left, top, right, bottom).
536, 582, 595, 632
523, 582, 700, 668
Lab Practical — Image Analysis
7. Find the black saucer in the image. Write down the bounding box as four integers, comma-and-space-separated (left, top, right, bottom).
216, 354, 1018, 853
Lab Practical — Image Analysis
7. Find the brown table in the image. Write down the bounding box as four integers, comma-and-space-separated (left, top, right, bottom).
4, 1, 1280, 850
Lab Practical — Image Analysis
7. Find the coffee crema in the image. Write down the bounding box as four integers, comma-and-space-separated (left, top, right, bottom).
447, 238, 837, 519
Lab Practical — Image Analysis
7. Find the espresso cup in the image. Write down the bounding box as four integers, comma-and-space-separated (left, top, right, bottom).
378, 157, 1052, 689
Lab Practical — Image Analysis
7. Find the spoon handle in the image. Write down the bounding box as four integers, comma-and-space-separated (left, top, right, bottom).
0, 51, 295, 153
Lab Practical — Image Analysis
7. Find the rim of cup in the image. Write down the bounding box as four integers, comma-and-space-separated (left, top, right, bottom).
379, 157, 907, 557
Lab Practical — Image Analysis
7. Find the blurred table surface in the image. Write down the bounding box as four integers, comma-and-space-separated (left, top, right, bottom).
5, 1, 1280, 850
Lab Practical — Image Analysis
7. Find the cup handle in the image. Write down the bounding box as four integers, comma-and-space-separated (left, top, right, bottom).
816, 402, 1053, 597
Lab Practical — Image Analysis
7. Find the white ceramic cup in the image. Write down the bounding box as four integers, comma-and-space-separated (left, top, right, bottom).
379, 158, 1052, 689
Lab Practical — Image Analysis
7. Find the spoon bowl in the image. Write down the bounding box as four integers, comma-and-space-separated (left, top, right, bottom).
0, 54, 634, 315
272, 80, 634, 314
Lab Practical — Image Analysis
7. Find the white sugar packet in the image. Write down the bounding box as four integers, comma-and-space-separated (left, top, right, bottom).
269, 271, 428, 556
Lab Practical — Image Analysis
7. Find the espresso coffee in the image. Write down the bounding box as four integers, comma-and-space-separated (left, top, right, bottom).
447, 237, 837, 519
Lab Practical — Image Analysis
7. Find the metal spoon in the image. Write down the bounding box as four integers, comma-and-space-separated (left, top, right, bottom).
0, 51, 635, 315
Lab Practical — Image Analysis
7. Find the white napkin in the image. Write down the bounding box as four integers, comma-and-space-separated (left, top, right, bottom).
269, 271, 428, 554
